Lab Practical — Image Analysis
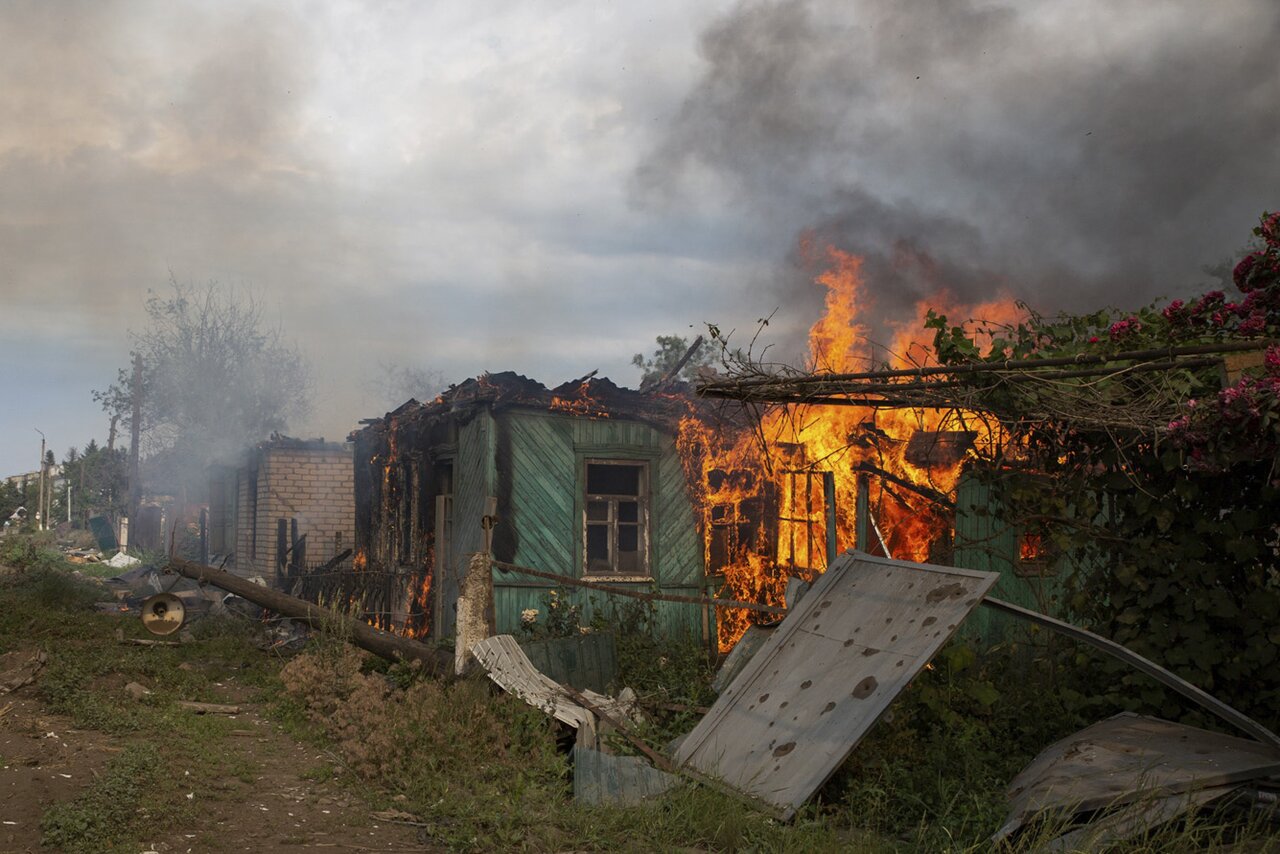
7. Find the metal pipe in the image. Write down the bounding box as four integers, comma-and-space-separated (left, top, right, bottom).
981, 596, 1280, 749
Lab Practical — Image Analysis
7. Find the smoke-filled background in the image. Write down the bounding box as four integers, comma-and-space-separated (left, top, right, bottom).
3, 0, 1277, 475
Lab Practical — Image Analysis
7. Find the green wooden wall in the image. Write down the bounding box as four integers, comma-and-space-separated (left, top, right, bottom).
438, 411, 495, 638
952, 473, 1066, 640
482, 409, 709, 645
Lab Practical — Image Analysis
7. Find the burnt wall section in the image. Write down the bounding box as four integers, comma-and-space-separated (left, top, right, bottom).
350, 372, 721, 645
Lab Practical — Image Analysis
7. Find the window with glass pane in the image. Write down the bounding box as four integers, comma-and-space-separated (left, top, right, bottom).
583, 460, 648, 576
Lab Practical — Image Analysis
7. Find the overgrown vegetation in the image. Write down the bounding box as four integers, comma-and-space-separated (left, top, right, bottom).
1, 554, 1276, 851
0, 530, 73, 575
926, 212, 1280, 730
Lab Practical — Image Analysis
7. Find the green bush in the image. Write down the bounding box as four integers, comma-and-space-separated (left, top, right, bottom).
0, 531, 68, 573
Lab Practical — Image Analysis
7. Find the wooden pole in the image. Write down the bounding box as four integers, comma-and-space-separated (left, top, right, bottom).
36, 431, 46, 531
128, 354, 143, 533
822, 471, 837, 567
166, 557, 454, 677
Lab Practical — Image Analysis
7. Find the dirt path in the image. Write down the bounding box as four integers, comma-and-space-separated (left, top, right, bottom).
0, 653, 431, 853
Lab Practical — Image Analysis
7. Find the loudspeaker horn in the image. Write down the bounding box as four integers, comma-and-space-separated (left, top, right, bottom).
141, 592, 185, 636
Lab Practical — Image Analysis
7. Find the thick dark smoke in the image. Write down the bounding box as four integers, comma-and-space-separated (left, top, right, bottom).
636, 0, 1280, 338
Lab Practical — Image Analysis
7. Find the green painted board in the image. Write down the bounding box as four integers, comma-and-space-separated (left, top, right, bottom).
952, 474, 1065, 640
519, 632, 618, 693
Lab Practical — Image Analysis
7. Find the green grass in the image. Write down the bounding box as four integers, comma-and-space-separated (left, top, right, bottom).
3, 556, 1276, 853
0, 562, 286, 852
39, 743, 191, 854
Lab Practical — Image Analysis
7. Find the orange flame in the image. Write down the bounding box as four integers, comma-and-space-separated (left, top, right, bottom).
683, 245, 1021, 650
550, 382, 612, 418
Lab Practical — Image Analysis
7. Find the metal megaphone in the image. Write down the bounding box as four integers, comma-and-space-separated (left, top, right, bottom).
141, 592, 186, 636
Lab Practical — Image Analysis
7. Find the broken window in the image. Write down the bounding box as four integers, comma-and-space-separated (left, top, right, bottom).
583, 460, 649, 577
1015, 528, 1057, 577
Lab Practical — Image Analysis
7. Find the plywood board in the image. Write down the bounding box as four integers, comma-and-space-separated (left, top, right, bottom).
994, 712, 1280, 841
673, 551, 998, 818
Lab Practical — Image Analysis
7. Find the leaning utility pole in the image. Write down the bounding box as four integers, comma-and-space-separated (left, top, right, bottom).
128, 354, 143, 534
35, 428, 46, 531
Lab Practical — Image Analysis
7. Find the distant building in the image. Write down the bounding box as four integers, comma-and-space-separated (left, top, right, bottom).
3, 465, 62, 490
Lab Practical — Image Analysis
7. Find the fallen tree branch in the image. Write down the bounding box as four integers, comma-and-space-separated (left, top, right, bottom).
177, 701, 241, 715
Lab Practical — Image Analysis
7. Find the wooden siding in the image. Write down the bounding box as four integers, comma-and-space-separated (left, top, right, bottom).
490, 410, 708, 643
653, 444, 702, 588
501, 411, 576, 580
439, 412, 494, 638
952, 473, 1065, 639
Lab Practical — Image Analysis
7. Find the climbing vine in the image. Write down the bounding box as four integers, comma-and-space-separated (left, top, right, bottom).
927, 212, 1280, 727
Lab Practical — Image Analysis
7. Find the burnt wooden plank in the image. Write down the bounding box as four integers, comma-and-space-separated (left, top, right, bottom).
672, 552, 998, 819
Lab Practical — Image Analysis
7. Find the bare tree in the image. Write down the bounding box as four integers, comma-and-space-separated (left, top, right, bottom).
95, 278, 310, 495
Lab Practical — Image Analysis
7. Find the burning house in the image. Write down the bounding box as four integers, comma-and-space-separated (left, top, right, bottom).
206, 437, 355, 579
351, 372, 717, 643
350, 250, 1070, 651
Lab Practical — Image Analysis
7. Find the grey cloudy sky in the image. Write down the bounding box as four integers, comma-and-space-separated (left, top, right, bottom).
3, 0, 1277, 476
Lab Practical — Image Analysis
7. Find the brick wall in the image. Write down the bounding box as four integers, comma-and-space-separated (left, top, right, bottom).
232, 444, 355, 578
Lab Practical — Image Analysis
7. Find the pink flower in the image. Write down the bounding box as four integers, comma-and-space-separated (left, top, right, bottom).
1238, 312, 1267, 335
1234, 253, 1259, 291
1162, 299, 1187, 324
1088, 336, 1100, 343
1260, 212, 1280, 248
1108, 316, 1142, 341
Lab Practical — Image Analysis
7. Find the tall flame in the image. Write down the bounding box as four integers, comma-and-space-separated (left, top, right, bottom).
683, 245, 1020, 650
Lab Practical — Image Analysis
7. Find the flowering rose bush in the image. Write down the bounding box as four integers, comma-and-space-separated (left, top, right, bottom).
1166, 344, 1280, 469
925, 212, 1280, 726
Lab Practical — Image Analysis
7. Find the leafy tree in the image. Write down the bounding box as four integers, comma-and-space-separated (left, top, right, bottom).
94, 279, 310, 497
632, 334, 716, 388
58, 440, 126, 526
0, 480, 23, 524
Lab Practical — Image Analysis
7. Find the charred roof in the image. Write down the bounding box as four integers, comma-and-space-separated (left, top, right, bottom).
351, 370, 712, 442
